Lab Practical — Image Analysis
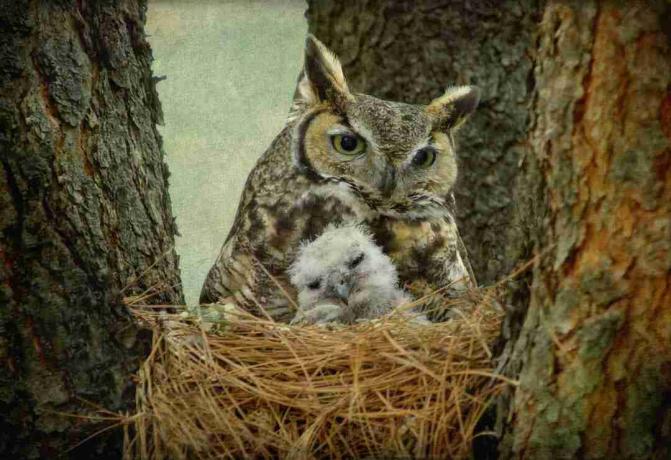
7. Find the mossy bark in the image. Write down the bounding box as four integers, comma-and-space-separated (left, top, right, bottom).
306, 0, 542, 284
499, 2, 671, 458
0, 0, 182, 457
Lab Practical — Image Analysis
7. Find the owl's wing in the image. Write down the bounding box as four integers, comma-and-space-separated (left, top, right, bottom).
199, 177, 257, 305
445, 192, 477, 287
455, 229, 477, 287
409, 221, 476, 322
199, 128, 302, 321
199, 235, 298, 322
199, 253, 232, 304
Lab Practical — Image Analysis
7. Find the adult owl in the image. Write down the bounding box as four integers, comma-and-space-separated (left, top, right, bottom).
288, 224, 411, 325
200, 35, 479, 322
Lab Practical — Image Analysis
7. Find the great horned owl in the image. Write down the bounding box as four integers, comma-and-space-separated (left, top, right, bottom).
288, 224, 410, 325
200, 35, 478, 322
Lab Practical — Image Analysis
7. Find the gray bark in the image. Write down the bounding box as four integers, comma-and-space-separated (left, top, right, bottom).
0, 0, 182, 457
306, 0, 541, 284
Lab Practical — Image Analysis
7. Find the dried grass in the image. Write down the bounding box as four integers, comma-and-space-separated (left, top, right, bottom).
123, 287, 509, 459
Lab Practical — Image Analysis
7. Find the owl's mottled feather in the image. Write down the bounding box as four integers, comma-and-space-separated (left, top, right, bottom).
200, 35, 478, 322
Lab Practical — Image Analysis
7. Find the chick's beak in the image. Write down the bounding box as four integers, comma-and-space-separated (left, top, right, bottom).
335, 282, 351, 302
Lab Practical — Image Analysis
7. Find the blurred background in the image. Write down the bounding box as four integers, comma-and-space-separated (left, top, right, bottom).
147, 0, 307, 304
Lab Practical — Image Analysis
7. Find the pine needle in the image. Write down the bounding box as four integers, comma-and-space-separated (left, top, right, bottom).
121, 286, 507, 459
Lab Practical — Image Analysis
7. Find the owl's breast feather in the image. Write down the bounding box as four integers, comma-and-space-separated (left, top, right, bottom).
370, 217, 459, 283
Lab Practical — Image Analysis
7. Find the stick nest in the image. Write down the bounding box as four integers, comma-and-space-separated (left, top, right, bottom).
125, 288, 508, 459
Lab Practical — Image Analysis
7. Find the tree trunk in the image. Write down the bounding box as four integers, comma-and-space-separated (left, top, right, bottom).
500, 2, 671, 458
308, 1, 671, 457
306, 0, 541, 284
0, 1, 182, 457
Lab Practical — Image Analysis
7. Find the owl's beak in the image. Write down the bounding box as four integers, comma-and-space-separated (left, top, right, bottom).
326, 275, 352, 304
335, 282, 351, 302
378, 164, 396, 198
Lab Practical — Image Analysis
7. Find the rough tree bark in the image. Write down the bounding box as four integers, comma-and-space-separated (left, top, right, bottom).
306, 0, 541, 284
0, 1, 182, 457
307, 1, 671, 457
500, 2, 671, 458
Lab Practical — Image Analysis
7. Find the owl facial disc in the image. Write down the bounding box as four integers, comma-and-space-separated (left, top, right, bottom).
290, 35, 480, 219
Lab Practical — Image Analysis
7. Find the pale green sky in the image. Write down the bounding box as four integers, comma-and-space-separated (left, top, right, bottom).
147, 1, 307, 304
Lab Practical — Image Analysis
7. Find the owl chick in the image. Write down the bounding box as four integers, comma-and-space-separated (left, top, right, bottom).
288, 225, 410, 325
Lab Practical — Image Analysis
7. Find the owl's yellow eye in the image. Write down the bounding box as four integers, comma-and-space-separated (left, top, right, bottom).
331, 134, 366, 156
412, 147, 437, 168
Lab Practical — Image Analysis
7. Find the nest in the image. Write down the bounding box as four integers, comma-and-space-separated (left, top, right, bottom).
123, 288, 509, 459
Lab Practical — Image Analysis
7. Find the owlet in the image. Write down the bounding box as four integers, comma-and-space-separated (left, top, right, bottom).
288, 224, 411, 325
200, 35, 479, 322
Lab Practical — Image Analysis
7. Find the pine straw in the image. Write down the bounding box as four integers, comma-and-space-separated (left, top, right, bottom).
124, 288, 510, 459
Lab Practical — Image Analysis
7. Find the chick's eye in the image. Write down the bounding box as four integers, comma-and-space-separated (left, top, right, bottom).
412, 147, 437, 168
331, 134, 366, 156
307, 279, 321, 290
348, 253, 364, 269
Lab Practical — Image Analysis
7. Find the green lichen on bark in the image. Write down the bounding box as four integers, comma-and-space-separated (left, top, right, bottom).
501, 1, 671, 458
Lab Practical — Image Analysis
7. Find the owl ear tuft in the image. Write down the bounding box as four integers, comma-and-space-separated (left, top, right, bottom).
301, 34, 351, 106
427, 86, 480, 131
